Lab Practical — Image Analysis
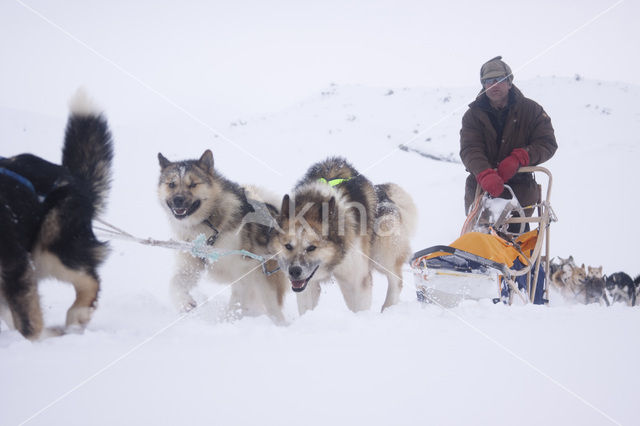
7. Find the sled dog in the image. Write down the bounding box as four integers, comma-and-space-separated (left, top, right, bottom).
0, 90, 114, 339
587, 265, 603, 279
550, 257, 587, 303
605, 272, 637, 306
270, 157, 417, 314
157, 150, 288, 323
584, 266, 608, 305
549, 255, 575, 277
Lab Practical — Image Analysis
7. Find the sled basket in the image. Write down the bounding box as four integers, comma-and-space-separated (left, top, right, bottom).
411, 166, 555, 306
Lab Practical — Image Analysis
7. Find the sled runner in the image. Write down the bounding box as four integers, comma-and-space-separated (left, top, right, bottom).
411, 166, 556, 306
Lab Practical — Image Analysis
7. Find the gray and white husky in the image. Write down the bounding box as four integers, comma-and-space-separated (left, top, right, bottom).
157, 150, 288, 323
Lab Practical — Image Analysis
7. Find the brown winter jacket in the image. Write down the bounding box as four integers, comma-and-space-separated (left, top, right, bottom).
460, 85, 557, 212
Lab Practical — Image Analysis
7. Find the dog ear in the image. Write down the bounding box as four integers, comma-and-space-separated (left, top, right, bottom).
198, 150, 215, 175
281, 194, 290, 220
158, 153, 171, 169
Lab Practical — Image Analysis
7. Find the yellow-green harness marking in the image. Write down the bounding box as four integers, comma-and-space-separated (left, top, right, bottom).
318, 177, 351, 186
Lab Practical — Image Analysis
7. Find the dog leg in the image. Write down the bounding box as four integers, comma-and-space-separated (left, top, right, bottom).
335, 247, 374, 312
296, 280, 321, 315
335, 271, 373, 313
228, 281, 255, 318
170, 253, 204, 312
34, 251, 99, 329
64, 268, 100, 328
254, 277, 287, 325
0, 294, 13, 329
381, 258, 404, 312
1, 259, 44, 340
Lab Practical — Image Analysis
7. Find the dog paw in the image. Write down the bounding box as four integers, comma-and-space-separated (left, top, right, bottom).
270, 314, 289, 326
66, 306, 94, 327
222, 303, 243, 322
182, 300, 197, 313
41, 326, 66, 339
172, 293, 197, 313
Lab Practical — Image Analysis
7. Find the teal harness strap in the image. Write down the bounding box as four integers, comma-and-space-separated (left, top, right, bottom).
318, 177, 351, 187
190, 234, 281, 276
190, 234, 264, 263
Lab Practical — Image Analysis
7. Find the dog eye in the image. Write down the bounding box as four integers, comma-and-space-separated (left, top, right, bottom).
168, 182, 176, 188
306, 245, 316, 252
284, 243, 293, 251
188, 182, 197, 188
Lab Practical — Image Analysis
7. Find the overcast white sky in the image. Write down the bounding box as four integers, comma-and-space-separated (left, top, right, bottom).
1, 0, 637, 115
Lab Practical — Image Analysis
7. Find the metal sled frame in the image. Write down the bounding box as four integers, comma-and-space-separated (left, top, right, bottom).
497, 166, 555, 303
413, 166, 556, 304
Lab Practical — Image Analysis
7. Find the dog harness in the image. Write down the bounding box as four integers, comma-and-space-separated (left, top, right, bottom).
318, 176, 351, 186
200, 218, 280, 276
0, 162, 37, 194
203, 219, 220, 246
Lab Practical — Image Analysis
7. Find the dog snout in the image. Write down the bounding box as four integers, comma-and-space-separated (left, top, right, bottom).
172, 195, 185, 207
289, 265, 302, 279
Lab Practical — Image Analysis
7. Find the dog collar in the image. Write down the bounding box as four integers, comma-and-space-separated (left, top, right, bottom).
318, 177, 351, 187
203, 219, 220, 246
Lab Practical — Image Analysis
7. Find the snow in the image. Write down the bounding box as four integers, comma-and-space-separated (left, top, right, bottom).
1, 1, 639, 425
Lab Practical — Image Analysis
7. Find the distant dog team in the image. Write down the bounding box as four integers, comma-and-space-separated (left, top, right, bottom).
550, 256, 640, 306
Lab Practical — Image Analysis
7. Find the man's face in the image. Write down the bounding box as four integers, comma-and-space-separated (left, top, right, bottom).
483, 77, 511, 105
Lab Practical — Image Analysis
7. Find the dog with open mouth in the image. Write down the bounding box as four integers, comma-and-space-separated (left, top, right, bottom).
157, 150, 288, 323
270, 157, 417, 315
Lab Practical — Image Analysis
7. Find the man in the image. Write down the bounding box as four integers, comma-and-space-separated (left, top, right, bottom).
460, 56, 557, 216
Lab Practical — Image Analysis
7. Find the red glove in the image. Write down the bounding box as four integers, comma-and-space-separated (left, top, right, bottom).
477, 169, 504, 197
497, 148, 530, 182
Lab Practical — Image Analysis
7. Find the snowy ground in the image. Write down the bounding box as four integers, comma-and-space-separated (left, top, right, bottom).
2, 1, 640, 426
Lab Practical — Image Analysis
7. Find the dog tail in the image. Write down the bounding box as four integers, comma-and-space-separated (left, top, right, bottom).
62, 88, 114, 216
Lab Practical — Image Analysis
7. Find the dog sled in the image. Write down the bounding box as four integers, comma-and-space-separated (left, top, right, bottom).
411, 166, 556, 307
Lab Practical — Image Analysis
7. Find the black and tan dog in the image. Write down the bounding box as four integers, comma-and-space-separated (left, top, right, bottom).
0, 91, 114, 339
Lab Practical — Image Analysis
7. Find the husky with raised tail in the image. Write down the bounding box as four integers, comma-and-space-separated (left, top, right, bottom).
270, 157, 417, 314
157, 150, 288, 323
0, 90, 114, 339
